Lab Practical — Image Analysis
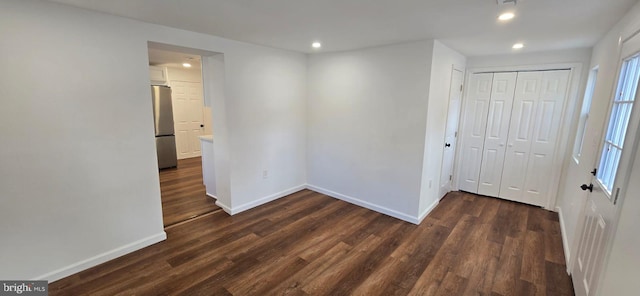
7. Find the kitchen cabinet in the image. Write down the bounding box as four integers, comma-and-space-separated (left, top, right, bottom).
199, 135, 217, 198
149, 65, 168, 85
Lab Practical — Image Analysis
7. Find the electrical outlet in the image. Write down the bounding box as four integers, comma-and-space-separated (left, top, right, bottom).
263, 170, 269, 179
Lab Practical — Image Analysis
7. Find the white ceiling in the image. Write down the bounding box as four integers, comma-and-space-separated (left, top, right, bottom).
49, 0, 638, 56
148, 48, 201, 69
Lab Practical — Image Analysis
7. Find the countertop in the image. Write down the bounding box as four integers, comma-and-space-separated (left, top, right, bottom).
199, 135, 213, 142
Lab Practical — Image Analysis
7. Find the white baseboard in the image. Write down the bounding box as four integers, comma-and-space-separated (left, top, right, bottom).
306, 184, 420, 224
206, 192, 218, 199
418, 199, 439, 224
215, 199, 232, 214
41, 232, 167, 282
216, 184, 307, 215
556, 206, 572, 274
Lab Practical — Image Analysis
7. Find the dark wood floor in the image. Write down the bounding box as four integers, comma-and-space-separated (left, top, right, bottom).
49, 190, 574, 295
159, 157, 220, 227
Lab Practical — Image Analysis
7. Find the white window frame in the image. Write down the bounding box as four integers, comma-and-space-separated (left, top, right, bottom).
596, 54, 640, 195
573, 66, 599, 163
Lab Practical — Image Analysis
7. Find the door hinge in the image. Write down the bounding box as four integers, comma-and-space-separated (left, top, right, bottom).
455, 131, 458, 138
591, 168, 597, 176
449, 175, 453, 181
460, 84, 463, 92
614, 188, 620, 205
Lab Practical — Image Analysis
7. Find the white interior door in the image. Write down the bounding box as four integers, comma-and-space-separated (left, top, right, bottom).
172, 81, 205, 159
439, 68, 463, 198
500, 70, 570, 206
573, 40, 640, 296
477, 72, 517, 197
458, 73, 493, 193
559, 67, 599, 272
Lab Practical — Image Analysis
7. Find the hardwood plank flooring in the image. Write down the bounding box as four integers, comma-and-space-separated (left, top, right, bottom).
49, 190, 574, 295
159, 157, 219, 227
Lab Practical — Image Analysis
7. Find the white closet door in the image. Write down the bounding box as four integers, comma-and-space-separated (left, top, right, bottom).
477, 72, 517, 197
458, 73, 493, 193
500, 72, 542, 200
500, 70, 570, 206
521, 70, 570, 205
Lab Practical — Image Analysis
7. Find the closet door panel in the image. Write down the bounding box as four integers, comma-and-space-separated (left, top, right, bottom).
478, 72, 517, 197
521, 70, 570, 206
500, 72, 543, 200
459, 73, 493, 193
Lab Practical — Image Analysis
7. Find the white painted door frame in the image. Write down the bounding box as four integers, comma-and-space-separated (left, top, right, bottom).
454, 62, 584, 211
201, 53, 232, 210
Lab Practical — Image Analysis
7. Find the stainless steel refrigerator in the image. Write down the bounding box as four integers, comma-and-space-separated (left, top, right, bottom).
151, 85, 178, 169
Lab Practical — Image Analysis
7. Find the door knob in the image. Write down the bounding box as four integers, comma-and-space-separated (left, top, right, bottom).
200, 124, 204, 128
580, 183, 594, 192
445, 143, 451, 148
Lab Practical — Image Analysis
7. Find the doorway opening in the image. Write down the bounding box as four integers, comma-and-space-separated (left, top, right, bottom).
147, 43, 220, 227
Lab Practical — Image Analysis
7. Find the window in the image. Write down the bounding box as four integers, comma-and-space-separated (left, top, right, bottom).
573, 67, 598, 162
596, 55, 640, 194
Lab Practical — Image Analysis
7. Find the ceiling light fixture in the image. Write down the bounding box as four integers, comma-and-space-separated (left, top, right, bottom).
312, 42, 322, 49
512, 43, 524, 49
182, 63, 192, 68
496, 0, 517, 22
498, 12, 515, 21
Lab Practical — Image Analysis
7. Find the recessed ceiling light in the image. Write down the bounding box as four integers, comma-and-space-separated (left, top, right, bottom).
182, 63, 192, 68
512, 43, 524, 49
312, 42, 322, 49
498, 12, 515, 21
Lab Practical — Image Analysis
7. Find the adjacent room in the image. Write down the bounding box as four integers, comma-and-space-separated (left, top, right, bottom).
2, 0, 640, 295
147, 45, 220, 227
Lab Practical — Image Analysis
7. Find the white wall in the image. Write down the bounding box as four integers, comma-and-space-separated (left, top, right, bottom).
601, 145, 640, 295
594, 1, 640, 295
164, 66, 213, 136
166, 66, 203, 84
306, 41, 435, 222
0, 0, 306, 281
223, 45, 307, 211
467, 48, 592, 70
418, 41, 466, 217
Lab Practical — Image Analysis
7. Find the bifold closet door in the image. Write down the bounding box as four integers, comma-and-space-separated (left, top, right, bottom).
477, 72, 518, 197
500, 70, 570, 206
458, 73, 493, 193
